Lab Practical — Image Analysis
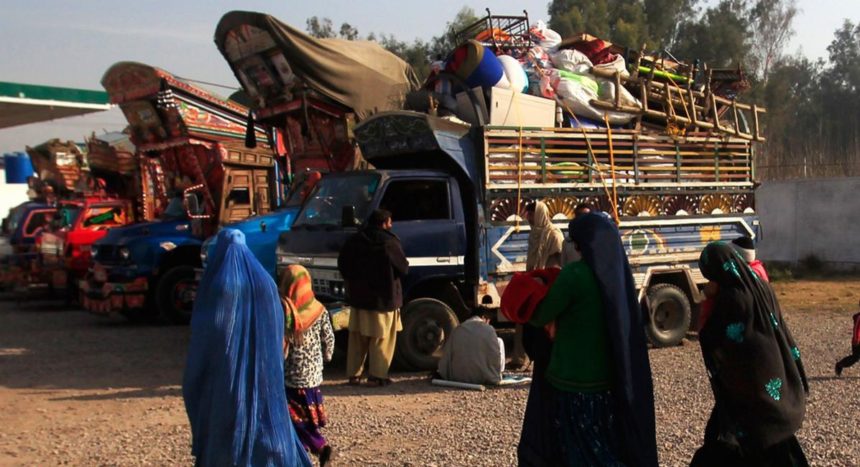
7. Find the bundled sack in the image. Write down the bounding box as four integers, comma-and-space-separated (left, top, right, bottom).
549, 69, 639, 124
498, 55, 528, 93
594, 54, 630, 78
526, 46, 553, 70
446, 40, 510, 89
529, 20, 562, 50
550, 49, 593, 74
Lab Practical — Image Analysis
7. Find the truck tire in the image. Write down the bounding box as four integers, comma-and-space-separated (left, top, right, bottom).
156, 266, 197, 325
645, 283, 691, 347
396, 298, 459, 371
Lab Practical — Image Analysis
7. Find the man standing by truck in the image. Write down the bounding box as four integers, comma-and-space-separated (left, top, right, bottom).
338, 209, 409, 387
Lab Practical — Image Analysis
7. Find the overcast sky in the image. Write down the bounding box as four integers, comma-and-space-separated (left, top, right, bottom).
1, 0, 857, 154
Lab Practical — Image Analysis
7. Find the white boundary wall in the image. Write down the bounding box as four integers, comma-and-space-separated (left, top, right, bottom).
757, 177, 860, 266
0, 168, 30, 221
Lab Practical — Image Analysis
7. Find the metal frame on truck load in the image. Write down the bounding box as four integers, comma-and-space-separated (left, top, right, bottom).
276, 111, 760, 369
80, 61, 277, 324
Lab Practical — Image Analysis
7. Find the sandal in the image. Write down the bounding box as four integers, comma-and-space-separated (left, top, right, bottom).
319, 445, 333, 466
366, 376, 392, 387
347, 376, 363, 386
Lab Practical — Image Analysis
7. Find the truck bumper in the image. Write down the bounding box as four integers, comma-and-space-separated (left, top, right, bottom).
80, 277, 148, 315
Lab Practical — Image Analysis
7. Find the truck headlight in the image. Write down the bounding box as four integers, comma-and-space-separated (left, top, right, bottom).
120, 247, 130, 260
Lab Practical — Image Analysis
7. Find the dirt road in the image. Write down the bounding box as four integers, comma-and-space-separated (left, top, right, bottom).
1, 279, 858, 466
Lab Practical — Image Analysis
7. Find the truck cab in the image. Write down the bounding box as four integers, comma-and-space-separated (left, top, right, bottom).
0, 201, 55, 288
80, 61, 278, 324
201, 170, 321, 279
277, 111, 761, 370
37, 197, 133, 295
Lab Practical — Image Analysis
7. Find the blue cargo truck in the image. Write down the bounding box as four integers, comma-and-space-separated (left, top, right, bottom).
274, 111, 760, 369
80, 62, 277, 324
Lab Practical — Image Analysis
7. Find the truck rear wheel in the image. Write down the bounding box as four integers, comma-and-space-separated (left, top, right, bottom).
156, 266, 197, 325
396, 298, 459, 371
645, 283, 691, 347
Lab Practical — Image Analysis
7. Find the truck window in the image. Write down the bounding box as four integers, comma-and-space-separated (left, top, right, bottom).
24, 211, 54, 236
294, 174, 380, 227
225, 187, 251, 207
82, 205, 127, 228
380, 180, 451, 222
57, 205, 81, 228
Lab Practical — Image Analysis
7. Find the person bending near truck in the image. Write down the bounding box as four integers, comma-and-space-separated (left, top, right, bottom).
510, 200, 566, 370
338, 209, 409, 387
436, 306, 504, 385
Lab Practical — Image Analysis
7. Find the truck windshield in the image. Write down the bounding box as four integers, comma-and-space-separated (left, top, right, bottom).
161, 197, 186, 221
57, 205, 81, 229
294, 174, 380, 227
82, 204, 128, 229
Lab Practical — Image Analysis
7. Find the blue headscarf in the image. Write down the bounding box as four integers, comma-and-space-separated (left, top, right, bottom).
182, 229, 312, 467
569, 213, 658, 467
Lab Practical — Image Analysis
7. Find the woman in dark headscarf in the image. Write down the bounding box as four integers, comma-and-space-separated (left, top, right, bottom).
528, 213, 658, 467
182, 229, 312, 467
692, 241, 809, 466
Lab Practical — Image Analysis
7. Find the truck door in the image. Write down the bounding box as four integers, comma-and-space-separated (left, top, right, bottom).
221, 168, 255, 223
378, 177, 467, 291
252, 169, 272, 216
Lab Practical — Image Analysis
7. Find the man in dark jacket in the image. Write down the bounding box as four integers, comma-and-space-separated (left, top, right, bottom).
338, 209, 409, 387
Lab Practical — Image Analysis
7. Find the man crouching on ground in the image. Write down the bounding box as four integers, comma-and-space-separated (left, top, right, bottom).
338, 209, 409, 387
436, 306, 504, 386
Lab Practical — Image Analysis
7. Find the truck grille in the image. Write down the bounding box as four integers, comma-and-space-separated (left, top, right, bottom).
306, 267, 345, 300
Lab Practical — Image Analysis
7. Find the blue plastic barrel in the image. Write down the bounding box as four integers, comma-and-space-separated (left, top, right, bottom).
4, 152, 34, 184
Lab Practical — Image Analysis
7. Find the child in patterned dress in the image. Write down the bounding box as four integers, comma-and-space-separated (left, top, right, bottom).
281, 265, 335, 466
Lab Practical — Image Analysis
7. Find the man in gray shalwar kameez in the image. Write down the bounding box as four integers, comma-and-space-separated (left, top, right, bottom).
437, 307, 504, 386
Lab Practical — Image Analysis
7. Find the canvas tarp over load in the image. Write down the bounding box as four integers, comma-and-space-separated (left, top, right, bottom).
215, 11, 420, 120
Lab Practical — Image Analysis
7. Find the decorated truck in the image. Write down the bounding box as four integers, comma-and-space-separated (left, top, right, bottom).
277, 113, 760, 369
27, 137, 138, 298
274, 14, 765, 369
0, 200, 56, 288
199, 11, 419, 278
80, 62, 277, 324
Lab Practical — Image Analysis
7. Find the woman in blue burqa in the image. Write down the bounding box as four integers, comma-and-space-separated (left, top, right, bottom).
182, 229, 312, 467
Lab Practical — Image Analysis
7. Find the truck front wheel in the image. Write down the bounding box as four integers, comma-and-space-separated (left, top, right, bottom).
396, 298, 459, 371
645, 283, 691, 347
156, 266, 197, 325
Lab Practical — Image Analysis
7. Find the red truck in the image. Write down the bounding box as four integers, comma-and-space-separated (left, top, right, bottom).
22, 138, 137, 298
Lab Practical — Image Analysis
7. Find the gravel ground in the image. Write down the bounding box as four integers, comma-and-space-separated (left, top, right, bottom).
0, 279, 858, 466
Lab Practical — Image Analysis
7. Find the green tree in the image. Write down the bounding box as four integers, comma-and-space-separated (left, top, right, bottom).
644, 0, 699, 48
672, 0, 751, 67
305, 16, 334, 39
748, 0, 798, 83
339, 23, 360, 41
428, 7, 480, 59
548, 0, 612, 39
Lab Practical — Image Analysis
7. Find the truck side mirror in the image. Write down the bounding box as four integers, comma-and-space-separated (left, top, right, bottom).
183, 193, 201, 217
341, 205, 357, 227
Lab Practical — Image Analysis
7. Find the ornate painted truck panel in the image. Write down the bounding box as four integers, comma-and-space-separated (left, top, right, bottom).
80, 62, 277, 324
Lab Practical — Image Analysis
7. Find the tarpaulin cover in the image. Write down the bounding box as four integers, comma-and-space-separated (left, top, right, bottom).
215, 11, 420, 120
182, 228, 312, 467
